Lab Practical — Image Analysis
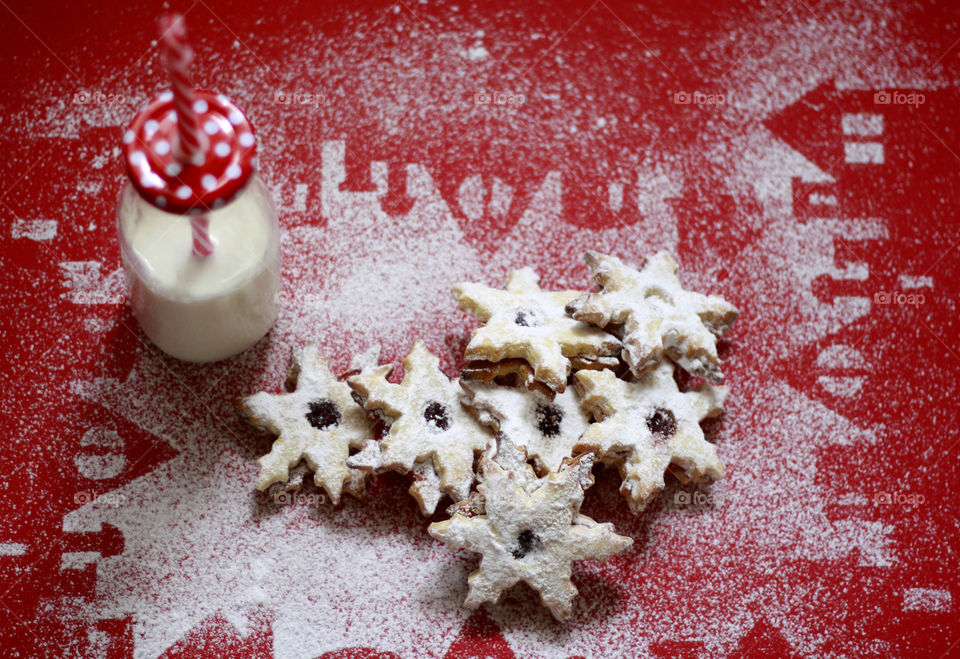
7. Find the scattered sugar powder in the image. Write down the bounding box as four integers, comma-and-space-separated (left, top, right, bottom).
62, 133, 899, 657
15, 1, 944, 656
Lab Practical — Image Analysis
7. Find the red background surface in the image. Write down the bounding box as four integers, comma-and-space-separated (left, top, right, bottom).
1, 1, 959, 657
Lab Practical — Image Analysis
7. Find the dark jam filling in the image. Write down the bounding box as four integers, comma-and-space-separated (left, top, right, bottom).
646, 407, 677, 438
511, 529, 541, 559
423, 401, 451, 430
535, 403, 563, 437
306, 399, 341, 431
514, 309, 540, 327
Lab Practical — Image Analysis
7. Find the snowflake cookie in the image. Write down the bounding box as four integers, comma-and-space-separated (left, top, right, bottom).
237, 344, 375, 504
461, 379, 591, 475
429, 443, 633, 621
566, 251, 737, 382
573, 361, 728, 513
445, 438, 540, 517
453, 268, 621, 393
347, 340, 492, 513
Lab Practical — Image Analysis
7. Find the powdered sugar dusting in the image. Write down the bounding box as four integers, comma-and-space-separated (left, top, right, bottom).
63, 149, 893, 655
5, 1, 953, 656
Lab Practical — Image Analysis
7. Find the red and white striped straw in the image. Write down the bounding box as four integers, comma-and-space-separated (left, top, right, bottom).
190, 215, 214, 257
159, 14, 213, 258
158, 14, 201, 161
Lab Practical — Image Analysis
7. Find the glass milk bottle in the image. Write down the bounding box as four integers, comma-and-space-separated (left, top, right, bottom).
118, 90, 279, 363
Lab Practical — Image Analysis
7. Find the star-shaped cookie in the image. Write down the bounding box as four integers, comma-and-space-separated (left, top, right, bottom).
444, 438, 540, 520
429, 444, 633, 621
238, 344, 375, 504
347, 339, 492, 513
461, 380, 591, 475
453, 268, 621, 393
566, 251, 737, 382
573, 361, 727, 513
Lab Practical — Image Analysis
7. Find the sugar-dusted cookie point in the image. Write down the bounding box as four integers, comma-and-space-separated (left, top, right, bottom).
453, 267, 621, 393
237, 344, 376, 504
428, 440, 632, 622
409, 459, 445, 514
347, 339, 493, 514
573, 360, 727, 513
566, 251, 737, 382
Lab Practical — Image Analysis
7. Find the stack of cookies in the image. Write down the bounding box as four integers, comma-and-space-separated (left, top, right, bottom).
238, 251, 737, 621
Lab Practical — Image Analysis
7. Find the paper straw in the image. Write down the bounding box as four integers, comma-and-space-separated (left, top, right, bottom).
159, 14, 213, 257
158, 14, 201, 161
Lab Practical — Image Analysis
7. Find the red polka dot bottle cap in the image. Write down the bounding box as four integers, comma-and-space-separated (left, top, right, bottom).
122, 89, 257, 215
